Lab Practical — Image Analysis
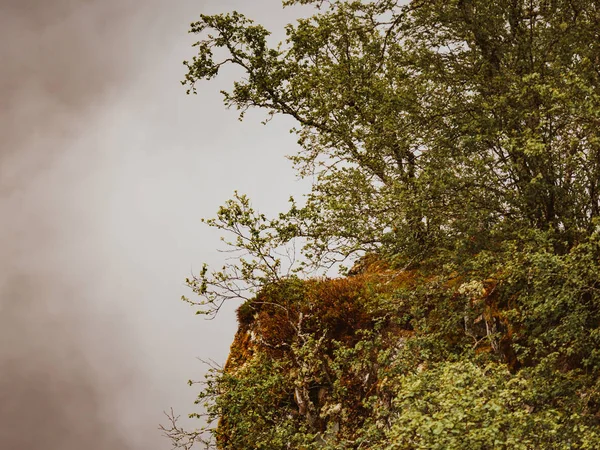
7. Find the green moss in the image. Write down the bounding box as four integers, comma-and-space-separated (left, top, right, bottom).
236, 301, 256, 327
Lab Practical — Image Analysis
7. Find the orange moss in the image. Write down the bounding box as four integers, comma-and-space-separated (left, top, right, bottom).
226, 258, 524, 374
226, 259, 424, 371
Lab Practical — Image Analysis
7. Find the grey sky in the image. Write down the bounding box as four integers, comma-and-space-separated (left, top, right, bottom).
0, 1, 310, 448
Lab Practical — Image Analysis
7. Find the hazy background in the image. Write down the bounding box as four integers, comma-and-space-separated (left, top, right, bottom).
0, 1, 309, 448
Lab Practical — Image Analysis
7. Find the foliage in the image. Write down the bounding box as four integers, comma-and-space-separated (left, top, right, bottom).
386, 361, 600, 450
183, 0, 600, 274
163, 0, 600, 448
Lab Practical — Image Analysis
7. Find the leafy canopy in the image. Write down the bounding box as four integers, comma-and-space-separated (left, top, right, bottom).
182, 0, 600, 316
166, 1, 600, 448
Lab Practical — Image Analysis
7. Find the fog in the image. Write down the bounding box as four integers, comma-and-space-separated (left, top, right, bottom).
0, 0, 308, 448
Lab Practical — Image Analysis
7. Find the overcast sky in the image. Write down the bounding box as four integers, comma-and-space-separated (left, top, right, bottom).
0, 1, 311, 448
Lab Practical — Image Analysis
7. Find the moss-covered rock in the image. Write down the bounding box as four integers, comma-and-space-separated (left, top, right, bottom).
205, 250, 600, 449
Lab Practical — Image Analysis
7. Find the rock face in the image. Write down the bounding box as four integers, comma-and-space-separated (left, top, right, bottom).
216, 258, 423, 447
211, 255, 599, 449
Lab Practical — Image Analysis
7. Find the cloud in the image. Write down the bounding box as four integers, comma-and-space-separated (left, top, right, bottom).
0, 1, 159, 448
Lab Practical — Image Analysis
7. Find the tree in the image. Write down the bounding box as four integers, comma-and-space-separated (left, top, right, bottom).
184, 0, 600, 269
164, 1, 600, 448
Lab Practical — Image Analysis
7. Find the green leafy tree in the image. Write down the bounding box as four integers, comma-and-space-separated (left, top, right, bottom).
183, 0, 600, 272
163, 1, 600, 448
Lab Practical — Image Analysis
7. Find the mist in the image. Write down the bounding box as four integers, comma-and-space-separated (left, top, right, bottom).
0, 1, 309, 448
0, 1, 165, 448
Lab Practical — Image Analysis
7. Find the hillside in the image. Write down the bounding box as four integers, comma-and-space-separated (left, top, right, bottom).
203, 250, 600, 449
163, 0, 600, 448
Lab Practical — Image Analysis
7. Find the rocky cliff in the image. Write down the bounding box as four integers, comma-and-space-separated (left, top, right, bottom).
205, 253, 600, 449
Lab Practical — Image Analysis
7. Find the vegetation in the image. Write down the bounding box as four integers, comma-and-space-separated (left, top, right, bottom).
163, 1, 600, 448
